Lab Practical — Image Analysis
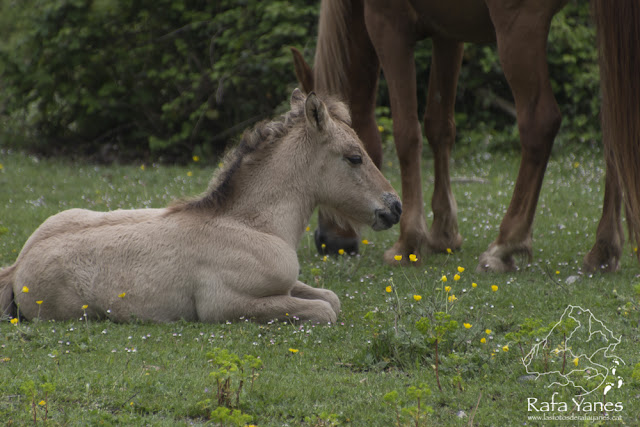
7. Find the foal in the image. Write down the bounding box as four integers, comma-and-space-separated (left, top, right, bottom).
0, 90, 401, 323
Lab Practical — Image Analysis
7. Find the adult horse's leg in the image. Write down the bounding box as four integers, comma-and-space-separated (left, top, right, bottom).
424, 38, 464, 253
364, 1, 429, 263
583, 158, 623, 272
313, 0, 382, 255
477, 1, 565, 272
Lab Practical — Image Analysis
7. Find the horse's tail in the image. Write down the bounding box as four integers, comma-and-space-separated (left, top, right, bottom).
593, 0, 640, 258
314, 0, 377, 98
314, 0, 353, 95
0, 265, 17, 319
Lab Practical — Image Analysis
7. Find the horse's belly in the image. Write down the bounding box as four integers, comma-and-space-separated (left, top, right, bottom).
409, 0, 495, 42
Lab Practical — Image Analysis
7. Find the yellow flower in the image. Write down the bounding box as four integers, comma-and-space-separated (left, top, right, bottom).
322, 255, 328, 262
81, 304, 88, 310
441, 275, 448, 282
187, 171, 193, 177
192, 155, 200, 162
288, 348, 299, 354
321, 243, 326, 249
140, 164, 145, 171
39, 400, 46, 406
457, 266, 465, 273
444, 286, 451, 292
480, 337, 486, 344
472, 282, 477, 288
362, 239, 369, 245
409, 254, 418, 262
36, 300, 43, 305
491, 285, 498, 292
453, 274, 461, 281
448, 295, 457, 302
394, 255, 402, 261
305, 226, 311, 232
463, 323, 472, 329
555, 270, 560, 275
10, 318, 18, 325
502, 345, 509, 352
218, 162, 224, 169
446, 248, 452, 254
413, 295, 422, 302
485, 329, 492, 335
573, 161, 580, 168
338, 249, 345, 255
378, 125, 384, 132
118, 292, 126, 298
385, 286, 392, 293
573, 357, 579, 367
22, 286, 29, 293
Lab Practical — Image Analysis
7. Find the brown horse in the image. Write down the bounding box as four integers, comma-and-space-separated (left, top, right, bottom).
293, 0, 640, 272
0, 90, 401, 323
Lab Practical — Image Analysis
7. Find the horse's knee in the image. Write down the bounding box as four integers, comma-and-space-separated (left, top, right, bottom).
424, 117, 456, 150
394, 120, 422, 166
518, 102, 562, 161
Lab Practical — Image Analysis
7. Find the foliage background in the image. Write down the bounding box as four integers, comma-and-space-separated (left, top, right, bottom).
0, 0, 597, 162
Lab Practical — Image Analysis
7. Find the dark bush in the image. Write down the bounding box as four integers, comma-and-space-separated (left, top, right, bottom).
0, 0, 596, 161
0, 0, 318, 162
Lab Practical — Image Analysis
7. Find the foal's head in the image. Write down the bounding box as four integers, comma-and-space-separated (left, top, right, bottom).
292, 89, 402, 231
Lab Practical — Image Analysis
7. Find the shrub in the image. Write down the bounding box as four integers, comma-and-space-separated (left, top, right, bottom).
0, 0, 596, 161
0, 0, 318, 161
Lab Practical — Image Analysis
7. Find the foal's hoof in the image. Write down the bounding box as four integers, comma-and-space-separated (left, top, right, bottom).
314, 227, 359, 256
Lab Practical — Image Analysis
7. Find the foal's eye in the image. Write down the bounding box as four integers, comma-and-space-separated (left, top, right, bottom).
346, 155, 363, 165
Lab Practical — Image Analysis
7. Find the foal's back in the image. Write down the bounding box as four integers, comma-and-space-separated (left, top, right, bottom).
13, 208, 190, 321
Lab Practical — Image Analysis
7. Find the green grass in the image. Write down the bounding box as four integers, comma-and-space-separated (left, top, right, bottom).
1, 146, 639, 426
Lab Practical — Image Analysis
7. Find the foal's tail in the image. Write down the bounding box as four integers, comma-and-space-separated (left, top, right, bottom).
0, 265, 17, 319
593, 0, 640, 258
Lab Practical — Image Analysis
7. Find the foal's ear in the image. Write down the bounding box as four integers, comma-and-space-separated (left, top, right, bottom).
290, 88, 305, 109
304, 92, 329, 133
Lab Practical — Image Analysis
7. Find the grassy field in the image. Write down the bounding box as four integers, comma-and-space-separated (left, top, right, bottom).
1, 144, 639, 426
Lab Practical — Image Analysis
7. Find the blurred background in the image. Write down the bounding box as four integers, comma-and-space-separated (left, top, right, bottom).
0, 0, 598, 164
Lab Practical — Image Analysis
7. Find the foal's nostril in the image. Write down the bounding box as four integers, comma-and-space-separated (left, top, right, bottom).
392, 200, 402, 217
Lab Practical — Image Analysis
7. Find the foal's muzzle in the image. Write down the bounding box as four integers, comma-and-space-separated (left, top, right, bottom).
373, 193, 402, 230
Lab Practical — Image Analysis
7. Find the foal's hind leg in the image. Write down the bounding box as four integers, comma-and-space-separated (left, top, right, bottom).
583, 157, 623, 272
424, 38, 465, 253
477, 1, 563, 272
290, 281, 341, 317
245, 294, 338, 324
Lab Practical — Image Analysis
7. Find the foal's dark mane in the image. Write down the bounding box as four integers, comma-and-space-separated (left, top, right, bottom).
168, 95, 349, 214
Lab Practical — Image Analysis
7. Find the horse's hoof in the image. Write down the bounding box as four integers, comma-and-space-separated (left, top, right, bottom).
476, 247, 517, 273
314, 227, 359, 255
582, 250, 620, 273
382, 241, 425, 266
426, 230, 463, 254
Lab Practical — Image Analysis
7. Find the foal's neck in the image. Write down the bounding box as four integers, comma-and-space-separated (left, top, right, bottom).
225, 144, 315, 248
